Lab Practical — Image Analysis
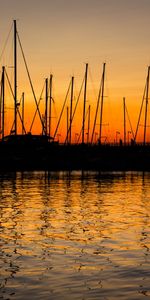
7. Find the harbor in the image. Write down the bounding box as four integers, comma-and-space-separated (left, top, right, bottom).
0, 20, 150, 171
1, 3, 150, 300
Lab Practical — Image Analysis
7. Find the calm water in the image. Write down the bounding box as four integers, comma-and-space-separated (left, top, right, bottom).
0, 171, 150, 300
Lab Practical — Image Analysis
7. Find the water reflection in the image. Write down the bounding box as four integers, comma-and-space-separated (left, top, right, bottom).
0, 171, 150, 299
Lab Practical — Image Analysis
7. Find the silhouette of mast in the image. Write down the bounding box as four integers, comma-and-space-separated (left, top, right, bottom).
14, 20, 17, 135
69, 76, 74, 144
87, 105, 91, 143
1, 66, 5, 139
134, 78, 147, 143
66, 106, 69, 144
45, 78, 48, 135
64, 76, 85, 144
123, 97, 126, 145
0, 72, 2, 138
143, 66, 150, 145
49, 74, 53, 137
91, 64, 103, 144
53, 80, 71, 140
82, 63, 88, 144
22, 92, 24, 135
125, 101, 135, 141
17, 29, 45, 133
99, 62, 106, 144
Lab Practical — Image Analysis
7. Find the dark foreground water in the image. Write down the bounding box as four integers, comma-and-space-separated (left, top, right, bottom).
0, 171, 150, 300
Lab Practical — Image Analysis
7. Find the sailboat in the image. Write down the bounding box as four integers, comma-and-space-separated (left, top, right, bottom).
1, 20, 150, 171
0, 20, 54, 146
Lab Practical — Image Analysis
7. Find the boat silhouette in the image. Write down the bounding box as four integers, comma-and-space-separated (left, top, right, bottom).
1, 20, 150, 171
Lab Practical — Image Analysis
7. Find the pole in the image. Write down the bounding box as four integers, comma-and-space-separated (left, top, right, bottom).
99, 63, 106, 144
123, 97, 126, 145
87, 105, 91, 144
143, 66, 150, 145
0, 71, 2, 139
14, 20, 17, 135
49, 74, 53, 137
22, 92, 24, 135
82, 63, 88, 144
66, 106, 69, 144
91, 65, 103, 143
69, 76, 74, 144
45, 78, 48, 136
2, 66, 5, 139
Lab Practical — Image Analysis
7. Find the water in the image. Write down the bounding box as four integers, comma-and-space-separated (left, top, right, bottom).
0, 171, 150, 300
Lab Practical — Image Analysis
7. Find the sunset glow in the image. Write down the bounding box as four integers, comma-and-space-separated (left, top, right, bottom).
1, 0, 150, 143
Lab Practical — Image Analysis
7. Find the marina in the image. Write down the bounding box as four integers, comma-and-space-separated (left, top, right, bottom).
0, 21, 150, 171
1, 3, 150, 300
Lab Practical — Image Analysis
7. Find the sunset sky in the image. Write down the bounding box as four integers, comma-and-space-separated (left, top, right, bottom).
1, 0, 150, 142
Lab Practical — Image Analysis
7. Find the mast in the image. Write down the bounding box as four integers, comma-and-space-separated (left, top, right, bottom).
45, 78, 48, 135
82, 63, 88, 144
99, 62, 106, 144
0, 72, 2, 138
87, 105, 91, 143
22, 92, 24, 135
143, 66, 150, 145
14, 20, 17, 135
2, 66, 5, 139
53, 80, 71, 140
123, 97, 126, 145
91, 65, 103, 144
49, 74, 53, 137
69, 76, 74, 144
66, 106, 69, 144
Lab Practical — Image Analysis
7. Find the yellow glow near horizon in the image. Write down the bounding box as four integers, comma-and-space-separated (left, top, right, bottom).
3, 63, 149, 143
1, 0, 150, 143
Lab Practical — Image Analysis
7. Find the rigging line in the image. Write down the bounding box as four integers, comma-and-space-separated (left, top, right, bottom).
125, 105, 135, 140
17, 32, 45, 132
5, 69, 27, 134
134, 82, 147, 141
77, 107, 89, 144
64, 77, 85, 144
0, 23, 13, 63
29, 81, 45, 132
71, 77, 84, 121
53, 80, 71, 140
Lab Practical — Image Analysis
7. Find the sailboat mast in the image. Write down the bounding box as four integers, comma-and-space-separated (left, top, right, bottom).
82, 63, 88, 144
99, 63, 106, 144
69, 76, 74, 144
66, 106, 69, 144
0, 73, 2, 138
143, 66, 150, 145
2, 66, 5, 139
14, 20, 17, 135
49, 74, 53, 137
45, 78, 48, 136
123, 97, 126, 145
22, 92, 24, 135
87, 105, 91, 143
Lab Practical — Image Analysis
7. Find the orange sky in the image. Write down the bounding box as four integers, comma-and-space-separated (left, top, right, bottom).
1, 0, 150, 143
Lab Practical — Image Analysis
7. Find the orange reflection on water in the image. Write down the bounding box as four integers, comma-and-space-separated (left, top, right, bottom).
1, 171, 150, 299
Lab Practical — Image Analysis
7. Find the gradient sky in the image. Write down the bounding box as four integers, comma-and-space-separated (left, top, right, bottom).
1, 0, 150, 142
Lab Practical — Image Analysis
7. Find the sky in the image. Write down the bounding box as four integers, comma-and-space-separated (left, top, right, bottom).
1, 0, 150, 142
